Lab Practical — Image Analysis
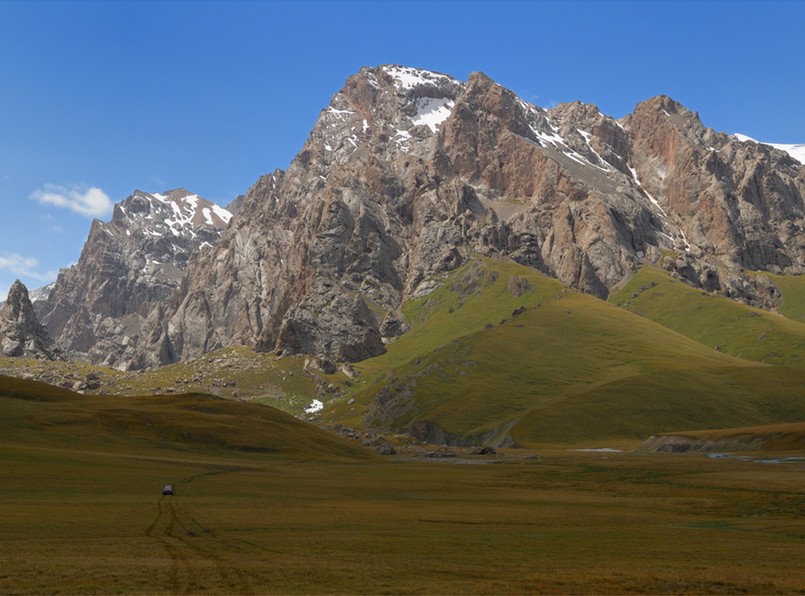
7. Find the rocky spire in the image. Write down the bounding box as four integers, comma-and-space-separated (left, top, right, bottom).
0, 280, 58, 360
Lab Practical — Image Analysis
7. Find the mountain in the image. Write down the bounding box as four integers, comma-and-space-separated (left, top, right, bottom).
734, 133, 805, 165
142, 65, 805, 367
0, 280, 58, 360
39, 189, 232, 370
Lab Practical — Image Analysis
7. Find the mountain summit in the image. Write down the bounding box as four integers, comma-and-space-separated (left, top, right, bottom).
137, 65, 804, 367
36, 66, 804, 370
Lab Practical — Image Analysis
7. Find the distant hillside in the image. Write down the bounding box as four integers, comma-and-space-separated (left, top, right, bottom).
609, 266, 805, 369
325, 258, 805, 447
0, 375, 370, 459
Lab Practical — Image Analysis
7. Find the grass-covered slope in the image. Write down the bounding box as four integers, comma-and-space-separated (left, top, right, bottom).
327, 257, 805, 447
609, 266, 805, 369
0, 375, 370, 459
760, 271, 805, 323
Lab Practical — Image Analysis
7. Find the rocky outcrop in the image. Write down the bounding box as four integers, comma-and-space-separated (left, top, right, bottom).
226, 194, 246, 215
626, 95, 805, 296
638, 427, 805, 452
144, 65, 804, 366
0, 280, 58, 360
39, 189, 231, 369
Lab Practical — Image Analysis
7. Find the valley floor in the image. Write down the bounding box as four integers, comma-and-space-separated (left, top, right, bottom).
1, 444, 803, 594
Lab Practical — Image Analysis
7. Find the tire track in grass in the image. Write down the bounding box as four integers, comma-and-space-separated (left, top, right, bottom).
145, 466, 258, 594
145, 496, 193, 592
144, 496, 165, 537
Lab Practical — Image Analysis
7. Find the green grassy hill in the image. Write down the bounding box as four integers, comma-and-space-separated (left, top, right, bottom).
0, 375, 370, 460
326, 257, 805, 448
609, 266, 805, 368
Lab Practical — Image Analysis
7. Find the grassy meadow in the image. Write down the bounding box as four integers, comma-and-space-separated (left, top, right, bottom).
1, 384, 803, 594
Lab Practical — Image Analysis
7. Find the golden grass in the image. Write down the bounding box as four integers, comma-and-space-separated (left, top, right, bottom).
0, 375, 371, 459
1, 377, 803, 594
0, 443, 802, 594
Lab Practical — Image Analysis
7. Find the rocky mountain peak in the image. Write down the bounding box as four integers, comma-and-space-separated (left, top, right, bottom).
39, 189, 233, 369
1, 280, 57, 359
35, 65, 805, 370
112, 189, 231, 238
298, 64, 464, 169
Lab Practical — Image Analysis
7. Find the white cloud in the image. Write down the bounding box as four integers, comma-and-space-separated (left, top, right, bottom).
0, 253, 57, 282
30, 183, 113, 218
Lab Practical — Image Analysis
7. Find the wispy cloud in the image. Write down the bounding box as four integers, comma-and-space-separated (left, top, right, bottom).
30, 183, 113, 218
0, 253, 57, 282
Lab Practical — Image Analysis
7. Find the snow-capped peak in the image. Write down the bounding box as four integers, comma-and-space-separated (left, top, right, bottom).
734, 133, 805, 164
116, 189, 233, 240
381, 65, 457, 91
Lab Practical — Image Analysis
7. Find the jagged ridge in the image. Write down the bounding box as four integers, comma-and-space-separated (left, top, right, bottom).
39, 189, 232, 370
145, 65, 805, 367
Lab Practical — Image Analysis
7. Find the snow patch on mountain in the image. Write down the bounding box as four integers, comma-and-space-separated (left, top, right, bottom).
29, 282, 56, 303
382, 65, 455, 90
734, 134, 805, 164
124, 191, 232, 239
411, 97, 455, 133
305, 399, 324, 414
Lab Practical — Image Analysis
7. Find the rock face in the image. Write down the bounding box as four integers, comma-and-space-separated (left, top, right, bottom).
0, 280, 58, 360
39, 189, 232, 369
144, 65, 805, 366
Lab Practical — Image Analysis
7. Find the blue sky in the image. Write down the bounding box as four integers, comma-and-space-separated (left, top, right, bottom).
1, 0, 804, 299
